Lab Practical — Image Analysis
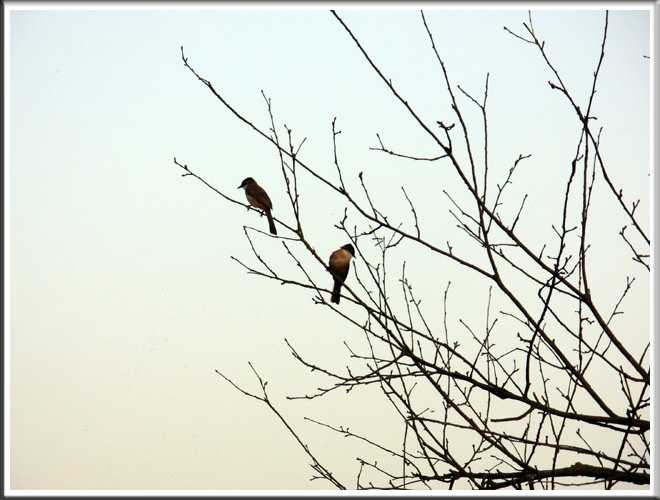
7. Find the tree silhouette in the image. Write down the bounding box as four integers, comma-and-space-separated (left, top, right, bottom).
174, 10, 650, 490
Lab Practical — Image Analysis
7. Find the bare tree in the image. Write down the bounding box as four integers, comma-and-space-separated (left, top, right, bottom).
174, 10, 650, 490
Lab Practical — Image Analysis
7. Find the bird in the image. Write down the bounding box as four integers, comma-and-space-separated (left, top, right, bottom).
328, 243, 355, 304
238, 177, 277, 235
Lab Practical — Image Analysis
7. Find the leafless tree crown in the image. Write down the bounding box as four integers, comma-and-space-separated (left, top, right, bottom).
174, 10, 650, 490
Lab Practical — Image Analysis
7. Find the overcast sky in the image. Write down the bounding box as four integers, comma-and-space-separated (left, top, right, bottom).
5, 2, 653, 493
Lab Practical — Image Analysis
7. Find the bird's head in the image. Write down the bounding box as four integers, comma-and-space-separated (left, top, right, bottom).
238, 177, 256, 189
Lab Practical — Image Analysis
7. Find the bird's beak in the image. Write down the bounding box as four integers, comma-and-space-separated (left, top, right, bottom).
237, 185, 242, 189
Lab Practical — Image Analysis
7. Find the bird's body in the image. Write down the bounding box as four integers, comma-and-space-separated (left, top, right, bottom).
238, 177, 277, 235
329, 243, 355, 304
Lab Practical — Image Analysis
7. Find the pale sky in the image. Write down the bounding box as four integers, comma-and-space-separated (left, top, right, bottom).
5, 1, 654, 493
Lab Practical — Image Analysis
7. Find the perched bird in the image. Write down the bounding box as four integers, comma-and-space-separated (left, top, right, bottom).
328, 243, 355, 304
238, 177, 277, 235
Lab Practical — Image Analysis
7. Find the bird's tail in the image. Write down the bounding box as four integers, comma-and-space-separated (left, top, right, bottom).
266, 209, 277, 235
331, 280, 342, 304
